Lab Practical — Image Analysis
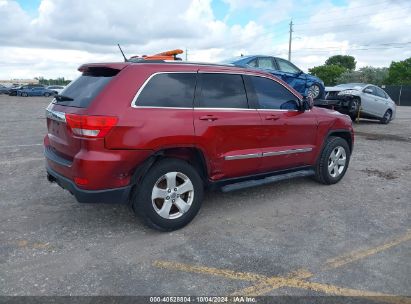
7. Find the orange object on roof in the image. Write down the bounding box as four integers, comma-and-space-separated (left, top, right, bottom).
130, 49, 183, 61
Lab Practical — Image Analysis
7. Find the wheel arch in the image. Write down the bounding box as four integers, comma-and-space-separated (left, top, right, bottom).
327, 130, 353, 152
130, 146, 209, 187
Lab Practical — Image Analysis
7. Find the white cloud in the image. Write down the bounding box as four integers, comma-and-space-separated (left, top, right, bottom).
0, 0, 410, 78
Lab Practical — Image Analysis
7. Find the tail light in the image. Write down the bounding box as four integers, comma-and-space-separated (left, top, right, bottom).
65, 114, 118, 138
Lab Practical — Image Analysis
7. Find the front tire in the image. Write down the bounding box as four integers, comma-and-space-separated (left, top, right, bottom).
348, 98, 360, 121
315, 136, 350, 185
380, 109, 392, 124
131, 158, 204, 231
21, 92, 28, 97
44, 92, 50, 97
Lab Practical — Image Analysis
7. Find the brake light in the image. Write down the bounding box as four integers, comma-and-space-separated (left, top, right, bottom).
65, 114, 118, 138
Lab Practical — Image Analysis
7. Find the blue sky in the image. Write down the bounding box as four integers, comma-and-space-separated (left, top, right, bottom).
15, 0, 41, 16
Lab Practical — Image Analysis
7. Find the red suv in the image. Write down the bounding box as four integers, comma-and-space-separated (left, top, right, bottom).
44, 61, 354, 231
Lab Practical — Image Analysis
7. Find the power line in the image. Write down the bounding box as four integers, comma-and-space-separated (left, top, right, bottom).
293, 4, 410, 26
298, 41, 411, 51
291, 45, 411, 53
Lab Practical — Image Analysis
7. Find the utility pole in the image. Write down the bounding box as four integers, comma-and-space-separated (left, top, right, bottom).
185, 48, 188, 61
288, 19, 293, 61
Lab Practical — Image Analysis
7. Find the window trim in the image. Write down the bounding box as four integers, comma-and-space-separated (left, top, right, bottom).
244, 74, 301, 111
130, 70, 302, 111
131, 71, 198, 109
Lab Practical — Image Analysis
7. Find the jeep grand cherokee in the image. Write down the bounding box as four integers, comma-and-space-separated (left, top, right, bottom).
45, 61, 354, 231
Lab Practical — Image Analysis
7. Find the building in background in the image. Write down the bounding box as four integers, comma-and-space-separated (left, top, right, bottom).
0, 79, 40, 87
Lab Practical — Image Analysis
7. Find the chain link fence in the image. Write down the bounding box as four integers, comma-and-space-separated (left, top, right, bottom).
382, 85, 411, 106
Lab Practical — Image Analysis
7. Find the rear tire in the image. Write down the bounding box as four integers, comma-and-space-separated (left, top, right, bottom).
21, 92, 28, 97
380, 109, 392, 124
315, 136, 350, 185
131, 158, 204, 231
44, 92, 50, 97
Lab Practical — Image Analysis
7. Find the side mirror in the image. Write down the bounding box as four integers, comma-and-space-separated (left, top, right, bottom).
302, 96, 314, 111
364, 88, 373, 94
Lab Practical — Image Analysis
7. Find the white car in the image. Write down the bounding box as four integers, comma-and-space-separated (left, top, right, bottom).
325, 83, 396, 124
46, 85, 65, 95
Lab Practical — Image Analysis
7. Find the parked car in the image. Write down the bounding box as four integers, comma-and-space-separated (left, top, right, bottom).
47, 85, 65, 95
44, 61, 354, 231
18, 86, 56, 97
225, 55, 325, 100
325, 83, 396, 124
0, 85, 10, 94
9, 84, 44, 96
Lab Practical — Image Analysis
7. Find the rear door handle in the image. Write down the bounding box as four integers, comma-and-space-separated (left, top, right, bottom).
265, 115, 280, 121
199, 115, 218, 121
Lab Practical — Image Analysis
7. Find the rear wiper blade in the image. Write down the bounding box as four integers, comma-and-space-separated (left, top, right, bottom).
55, 94, 73, 102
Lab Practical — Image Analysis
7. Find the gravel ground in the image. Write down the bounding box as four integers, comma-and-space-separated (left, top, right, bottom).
0, 95, 410, 301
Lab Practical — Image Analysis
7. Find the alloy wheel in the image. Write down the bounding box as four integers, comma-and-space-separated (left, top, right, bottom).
308, 84, 320, 99
151, 171, 194, 219
328, 146, 346, 178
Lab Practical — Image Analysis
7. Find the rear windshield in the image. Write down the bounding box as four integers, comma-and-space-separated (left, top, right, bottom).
54, 67, 118, 108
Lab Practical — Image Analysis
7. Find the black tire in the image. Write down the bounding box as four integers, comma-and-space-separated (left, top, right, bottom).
348, 98, 360, 121
131, 158, 204, 231
21, 92, 28, 97
44, 92, 50, 97
380, 109, 392, 124
315, 136, 350, 185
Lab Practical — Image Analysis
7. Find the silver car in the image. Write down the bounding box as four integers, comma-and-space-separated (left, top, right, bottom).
325, 83, 396, 124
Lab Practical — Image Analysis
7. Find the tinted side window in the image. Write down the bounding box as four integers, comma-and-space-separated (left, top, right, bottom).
248, 76, 299, 110
198, 73, 248, 108
364, 86, 377, 96
376, 87, 387, 99
137, 73, 196, 107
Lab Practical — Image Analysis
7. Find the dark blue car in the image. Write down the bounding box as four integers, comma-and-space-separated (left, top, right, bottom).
226, 55, 325, 100
18, 87, 56, 97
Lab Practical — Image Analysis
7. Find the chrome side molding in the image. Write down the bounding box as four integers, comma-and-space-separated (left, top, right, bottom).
225, 147, 312, 161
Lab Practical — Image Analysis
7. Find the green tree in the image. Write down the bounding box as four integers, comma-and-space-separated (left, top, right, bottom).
337, 66, 388, 86
308, 64, 346, 86
385, 57, 411, 85
325, 55, 356, 71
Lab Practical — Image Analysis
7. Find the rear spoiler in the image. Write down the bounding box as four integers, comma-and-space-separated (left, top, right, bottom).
78, 63, 129, 73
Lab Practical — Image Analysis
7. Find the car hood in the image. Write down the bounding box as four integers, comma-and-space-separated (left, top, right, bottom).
326, 84, 365, 92
306, 73, 323, 83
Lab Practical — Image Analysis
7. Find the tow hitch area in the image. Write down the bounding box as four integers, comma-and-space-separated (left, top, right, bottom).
47, 173, 56, 183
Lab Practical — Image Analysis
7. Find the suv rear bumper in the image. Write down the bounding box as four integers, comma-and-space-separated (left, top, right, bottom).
46, 166, 132, 204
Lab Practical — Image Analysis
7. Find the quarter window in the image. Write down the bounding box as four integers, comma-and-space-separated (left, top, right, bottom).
248, 76, 299, 110
198, 73, 248, 108
136, 73, 196, 107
